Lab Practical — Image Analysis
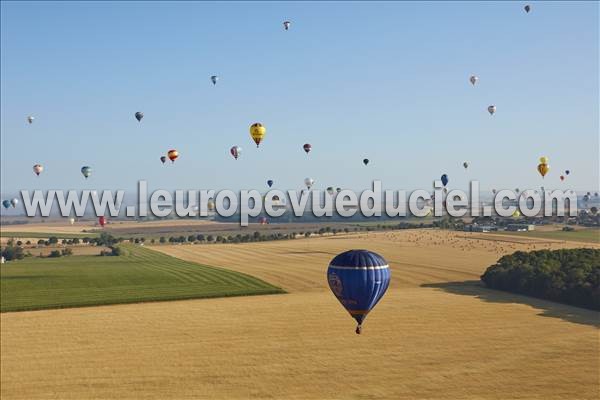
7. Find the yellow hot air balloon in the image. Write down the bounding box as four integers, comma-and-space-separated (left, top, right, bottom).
512, 210, 521, 218
539, 156, 549, 164
249, 123, 266, 147
537, 163, 550, 178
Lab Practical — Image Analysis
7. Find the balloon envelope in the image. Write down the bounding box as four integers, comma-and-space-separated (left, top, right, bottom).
230, 146, 241, 160
2, 200, 10, 209
267, 180, 273, 188
98, 216, 106, 227
10, 198, 19, 207
537, 163, 550, 178
167, 150, 179, 162
135, 112, 143, 122
441, 174, 449, 186
27, 116, 34, 124
211, 75, 218, 85
327, 250, 391, 334
33, 164, 43, 176
249, 123, 266, 147
303, 143, 312, 154
487, 105, 496, 115
363, 158, 369, 166
469, 75, 478, 85
160, 156, 167, 164
81, 166, 92, 179
304, 177, 314, 188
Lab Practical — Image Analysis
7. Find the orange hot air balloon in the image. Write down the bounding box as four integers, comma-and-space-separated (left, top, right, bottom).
98, 216, 106, 227
537, 163, 549, 178
167, 149, 179, 163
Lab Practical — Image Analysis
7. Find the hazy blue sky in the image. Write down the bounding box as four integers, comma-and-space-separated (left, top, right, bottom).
1, 1, 598, 197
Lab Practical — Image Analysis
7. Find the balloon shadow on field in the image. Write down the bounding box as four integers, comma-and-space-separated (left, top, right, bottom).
421, 280, 599, 328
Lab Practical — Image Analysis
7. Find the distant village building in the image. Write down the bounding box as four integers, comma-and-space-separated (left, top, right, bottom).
506, 224, 535, 232
464, 225, 498, 232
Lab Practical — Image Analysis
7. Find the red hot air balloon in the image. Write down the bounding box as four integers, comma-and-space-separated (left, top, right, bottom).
98, 216, 106, 227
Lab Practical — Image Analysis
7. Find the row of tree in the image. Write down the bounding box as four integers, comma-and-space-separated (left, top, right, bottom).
481, 248, 600, 310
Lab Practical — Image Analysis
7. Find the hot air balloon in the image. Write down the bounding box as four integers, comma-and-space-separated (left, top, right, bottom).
441, 174, 449, 187
267, 180, 274, 188
303, 143, 312, 154
283, 21, 291, 30
69, 218, 75, 225
469, 75, 478, 86
590, 207, 598, 215
587, 192, 592, 196
27, 115, 34, 124
524, 5, 531, 13
565, 170, 570, 175
211, 75, 218, 85
98, 216, 106, 227
515, 188, 520, 194
539, 156, 549, 164
492, 189, 497, 194
363, 158, 369, 166
463, 161, 469, 170
2, 200, 10, 209
560, 175, 565, 182
512, 210, 521, 218
135, 112, 143, 122
327, 249, 390, 334
10, 198, 19, 208
160, 156, 167, 164
81, 166, 92, 179
33, 164, 43, 176
327, 187, 334, 195
487, 105, 496, 115
259, 216, 268, 225
230, 146, 241, 160
207, 199, 215, 211
537, 163, 550, 178
336, 188, 342, 194
595, 193, 599, 197
167, 149, 179, 163
250, 123, 266, 147
304, 177, 314, 190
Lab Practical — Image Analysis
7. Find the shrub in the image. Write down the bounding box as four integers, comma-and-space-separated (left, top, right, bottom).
48, 250, 62, 258
1, 246, 25, 261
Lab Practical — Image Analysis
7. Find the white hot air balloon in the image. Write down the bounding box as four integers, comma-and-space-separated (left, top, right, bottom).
27, 116, 34, 124
304, 177, 314, 190
283, 21, 291, 30
33, 164, 44, 176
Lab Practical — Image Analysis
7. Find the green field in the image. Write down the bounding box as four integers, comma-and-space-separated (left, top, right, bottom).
494, 228, 599, 244
1, 231, 99, 239
0, 245, 283, 312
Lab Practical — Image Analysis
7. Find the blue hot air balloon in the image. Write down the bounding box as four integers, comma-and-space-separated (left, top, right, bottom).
327, 250, 391, 334
267, 180, 274, 188
441, 174, 449, 187
81, 166, 92, 179
2, 200, 11, 209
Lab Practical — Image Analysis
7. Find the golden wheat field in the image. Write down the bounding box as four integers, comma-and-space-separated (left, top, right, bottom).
1, 230, 599, 400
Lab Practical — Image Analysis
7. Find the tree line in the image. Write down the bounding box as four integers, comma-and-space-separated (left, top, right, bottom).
481, 248, 600, 310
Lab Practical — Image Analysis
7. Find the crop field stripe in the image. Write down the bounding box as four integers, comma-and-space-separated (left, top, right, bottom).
0, 244, 284, 312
